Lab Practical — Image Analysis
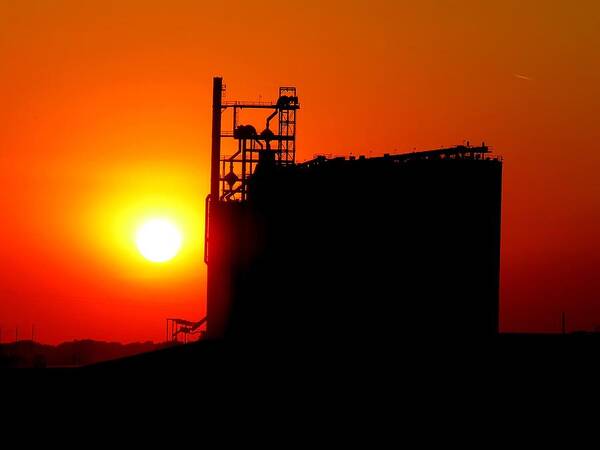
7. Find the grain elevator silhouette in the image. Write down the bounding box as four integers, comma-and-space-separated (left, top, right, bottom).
170, 77, 503, 345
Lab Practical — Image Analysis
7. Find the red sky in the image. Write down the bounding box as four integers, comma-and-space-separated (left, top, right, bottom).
1, 0, 599, 343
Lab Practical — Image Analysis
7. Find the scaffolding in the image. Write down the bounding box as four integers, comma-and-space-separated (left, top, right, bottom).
216, 82, 299, 202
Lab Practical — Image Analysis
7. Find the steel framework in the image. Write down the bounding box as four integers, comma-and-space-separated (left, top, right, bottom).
217, 84, 299, 202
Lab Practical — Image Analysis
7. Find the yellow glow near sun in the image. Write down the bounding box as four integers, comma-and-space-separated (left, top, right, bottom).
135, 218, 183, 263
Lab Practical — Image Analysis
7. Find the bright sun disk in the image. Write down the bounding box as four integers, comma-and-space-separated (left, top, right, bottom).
135, 218, 182, 263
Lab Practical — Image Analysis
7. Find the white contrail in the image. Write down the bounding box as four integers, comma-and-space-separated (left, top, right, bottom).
514, 73, 533, 81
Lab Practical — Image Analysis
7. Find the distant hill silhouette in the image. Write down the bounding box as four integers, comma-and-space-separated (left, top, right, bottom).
5, 333, 600, 368
0, 340, 172, 368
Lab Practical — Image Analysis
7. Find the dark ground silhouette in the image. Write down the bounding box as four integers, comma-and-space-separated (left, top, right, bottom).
84, 332, 600, 370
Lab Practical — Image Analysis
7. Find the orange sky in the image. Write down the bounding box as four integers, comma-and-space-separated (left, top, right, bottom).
1, 0, 599, 343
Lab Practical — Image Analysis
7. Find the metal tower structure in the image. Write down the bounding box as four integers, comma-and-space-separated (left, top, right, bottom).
211, 78, 299, 203
277, 86, 298, 166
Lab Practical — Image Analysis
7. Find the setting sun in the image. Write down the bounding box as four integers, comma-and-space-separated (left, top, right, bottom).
135, 219, 183, 263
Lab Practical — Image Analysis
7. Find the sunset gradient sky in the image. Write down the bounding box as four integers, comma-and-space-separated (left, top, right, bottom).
1, 0, 599, 343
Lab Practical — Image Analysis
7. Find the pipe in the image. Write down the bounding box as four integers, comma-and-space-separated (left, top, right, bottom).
210, 77, 223, 202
